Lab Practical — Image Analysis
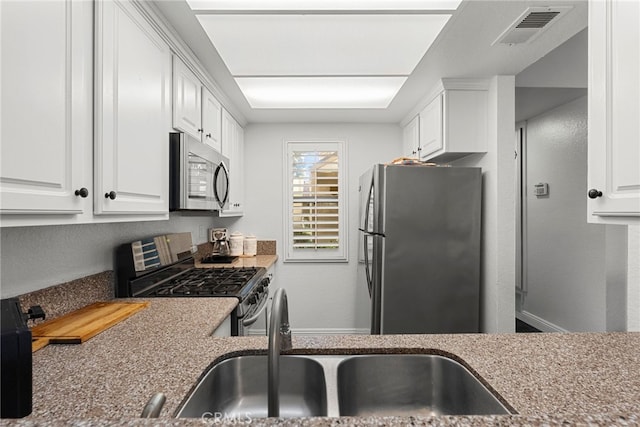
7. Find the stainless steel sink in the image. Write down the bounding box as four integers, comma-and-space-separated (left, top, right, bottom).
176, 355, 328, 418
337, 355, 510, 416
176, 354, 511, 418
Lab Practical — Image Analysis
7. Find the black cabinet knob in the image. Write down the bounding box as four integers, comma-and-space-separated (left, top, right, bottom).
588, 189, 603, 199
105, 191, 117, 200
74, 187, 89, 198
197, 128, 203, 133
206, 133, 212, 138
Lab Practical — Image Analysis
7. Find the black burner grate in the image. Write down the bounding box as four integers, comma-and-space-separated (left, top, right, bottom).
144, 267, 260, 298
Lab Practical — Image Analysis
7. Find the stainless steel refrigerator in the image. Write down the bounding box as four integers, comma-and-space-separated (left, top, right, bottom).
358, 164, 482, 334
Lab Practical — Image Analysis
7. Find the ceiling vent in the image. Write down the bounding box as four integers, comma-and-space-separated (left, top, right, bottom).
492, 6, 572, 46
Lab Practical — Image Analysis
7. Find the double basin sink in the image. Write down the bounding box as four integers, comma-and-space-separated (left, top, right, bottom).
176, 354, 512, 418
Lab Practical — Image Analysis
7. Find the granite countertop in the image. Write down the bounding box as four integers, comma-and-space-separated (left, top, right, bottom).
5, 298, 640, 426
195, 254, 277, 270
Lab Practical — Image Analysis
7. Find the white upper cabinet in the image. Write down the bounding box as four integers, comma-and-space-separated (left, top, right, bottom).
588, 0, 640, 224
0, 0, 93, 216
220, 109, 244, 216
202, 87, 223, 153
173, 57, 202, 140
173, 57, 223, 153
419, 93, 444, 159
402, 115, 420, 158
94, 0, 171, 215
417, 79, 488, 164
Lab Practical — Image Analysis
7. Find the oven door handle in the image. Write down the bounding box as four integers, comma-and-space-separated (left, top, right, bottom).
242, 296, 268, 327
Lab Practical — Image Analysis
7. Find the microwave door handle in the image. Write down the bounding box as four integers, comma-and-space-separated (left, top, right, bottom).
213, 162, 229, 209
213, 164, 221, 207
221, 162, 229, 206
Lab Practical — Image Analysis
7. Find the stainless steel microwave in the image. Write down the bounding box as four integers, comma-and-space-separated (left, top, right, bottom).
169, 132, 229, 211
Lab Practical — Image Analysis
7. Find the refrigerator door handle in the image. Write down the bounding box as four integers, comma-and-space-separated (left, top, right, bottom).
370, 233, 383, 334
363, 233, 372, 297
364, 174, 374, 233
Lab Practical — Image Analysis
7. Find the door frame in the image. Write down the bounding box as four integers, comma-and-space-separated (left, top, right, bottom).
515, 121, 528, 312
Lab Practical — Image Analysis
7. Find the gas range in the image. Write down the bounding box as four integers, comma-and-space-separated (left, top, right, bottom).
115, 234, 270, 336
139, 265, 265, 299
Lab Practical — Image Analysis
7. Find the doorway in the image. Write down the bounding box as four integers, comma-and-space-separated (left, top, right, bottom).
515, 92, 615, 332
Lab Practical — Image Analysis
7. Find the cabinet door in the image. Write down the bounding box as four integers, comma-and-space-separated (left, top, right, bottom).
221, 109, 234, 160
402, 115, 420, 158
202, 88, 222, 153
95, 0, 171, 215
0, 0, 92, 215
220, 109, 244, 216
419, 94, 443, 159
588, 0, 640, 223
173, 57, 202, 140
231, 125, 245, 212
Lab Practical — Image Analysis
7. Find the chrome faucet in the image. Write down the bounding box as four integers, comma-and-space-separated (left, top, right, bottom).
267, 288, 292, 417
140, 392, 166, 418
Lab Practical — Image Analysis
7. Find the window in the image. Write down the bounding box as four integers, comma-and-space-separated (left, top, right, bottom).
284, 140, 347, 262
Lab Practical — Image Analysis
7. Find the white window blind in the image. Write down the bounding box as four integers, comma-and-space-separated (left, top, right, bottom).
284, 141, 347, 262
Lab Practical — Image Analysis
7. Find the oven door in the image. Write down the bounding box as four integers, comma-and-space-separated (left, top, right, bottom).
236, 295, 268, 336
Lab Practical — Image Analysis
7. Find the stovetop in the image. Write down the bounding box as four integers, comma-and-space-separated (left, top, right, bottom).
116, 235, 268, 301
141, 267, 262, 298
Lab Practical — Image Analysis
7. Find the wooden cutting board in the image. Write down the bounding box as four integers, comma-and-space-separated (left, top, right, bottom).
31, 301, 149, 352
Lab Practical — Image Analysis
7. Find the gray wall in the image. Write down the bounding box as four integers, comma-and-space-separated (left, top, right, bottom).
628, 225, 640, 330
519, 96, 627, 332
515, 28, 587, 89
234, 123, 401, 333
0, 214, 240, 298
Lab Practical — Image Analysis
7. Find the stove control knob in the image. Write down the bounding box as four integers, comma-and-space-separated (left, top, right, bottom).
249, 295, 257, 304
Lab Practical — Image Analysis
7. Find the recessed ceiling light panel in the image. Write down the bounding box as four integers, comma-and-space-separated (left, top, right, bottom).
189, 1, 457, 110
235, 76, 407, 109
187, 0, 462, 11
196, 14, 451, 76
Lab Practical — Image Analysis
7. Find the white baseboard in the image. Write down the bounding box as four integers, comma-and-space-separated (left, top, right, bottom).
247, 328, 370, 336
517, 311, 568, 333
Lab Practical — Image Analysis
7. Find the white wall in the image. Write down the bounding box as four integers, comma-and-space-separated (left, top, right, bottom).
521, 96, 611, 332
0, 214, 238, 298
628, 225, 640, 331
451, 76, 516, 333
515, 28, 587, 89
235, 123, 400, 334
516, 95, 632, 333
515, 87, 586, 123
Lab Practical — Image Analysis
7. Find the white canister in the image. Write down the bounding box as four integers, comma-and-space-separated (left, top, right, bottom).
243, 235, 257, 256
229, 231, 244, 256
